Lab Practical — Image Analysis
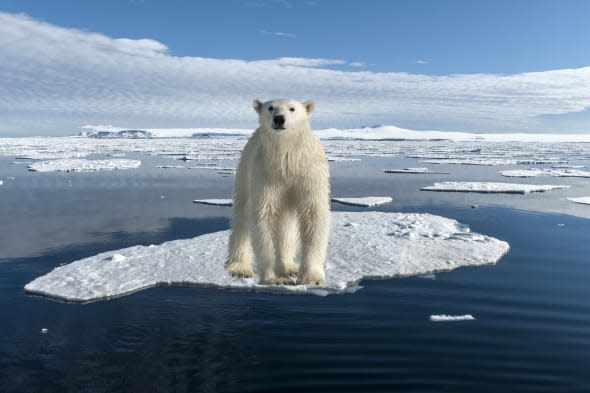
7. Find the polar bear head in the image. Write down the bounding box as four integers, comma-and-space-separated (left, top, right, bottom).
253, 98, 315, 132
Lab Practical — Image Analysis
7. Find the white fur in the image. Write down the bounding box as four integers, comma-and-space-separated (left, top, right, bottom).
226, 98, 330, 285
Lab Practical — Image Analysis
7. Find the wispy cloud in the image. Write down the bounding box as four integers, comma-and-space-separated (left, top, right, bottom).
259, 29, 296, 39
1, 12, 589, 135
415, 60, 429, 65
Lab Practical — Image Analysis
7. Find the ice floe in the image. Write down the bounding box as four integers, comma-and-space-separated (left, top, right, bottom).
384, 167, 450, 174
331, 197, 393, 207
27, 159, 141, 172
567, 197, 590, 205
499, 168, 590, 178
430, 314, 475, 322
24, 211, 509, 302
422, 158, 567, 166
421, 181, 570, 194
327, 156, 362, 162
193, 199, 233, 206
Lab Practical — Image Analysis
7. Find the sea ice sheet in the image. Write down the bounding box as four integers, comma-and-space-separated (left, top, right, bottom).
421, 181, 570, 194
567, 197, 590, 205
25, 211, 509, 302
28, 159, 141, 172
193, 199, 234, 206
499, 168, 590, 178
331, 197, 393, 207
384, 167, 449, 174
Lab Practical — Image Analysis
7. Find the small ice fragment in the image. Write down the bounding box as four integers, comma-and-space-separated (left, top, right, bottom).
309, 289, 330, 297
430, 314, 475, 322
557, 223, 565, 228
419, 274, 436, 280
160, 195, 165, 199
41, 328, 48, 334
193, 199, 233, 206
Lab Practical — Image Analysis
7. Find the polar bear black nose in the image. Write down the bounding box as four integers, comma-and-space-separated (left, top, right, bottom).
273, 115, 285, 128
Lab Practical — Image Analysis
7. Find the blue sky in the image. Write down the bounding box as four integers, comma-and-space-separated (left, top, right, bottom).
0, 0, 589, 135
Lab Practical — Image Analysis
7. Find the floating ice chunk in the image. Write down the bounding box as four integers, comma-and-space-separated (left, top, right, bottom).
156, 165, 185, 169
567, 197, 590, 205
423, 158, 567, 166
193, 199, 233, 206
327, 157, 361, 162
500, 168, 590, 178
552, 164, 584, 169
24, 212, 509, 302
384, 167, 450, 174
0, 180, 3, 186
28, 159, 141, 172
499, 169, 545, 178
421, 181, 570, 194
430, 314, 475, 322
331, 196, 393, 207
41, 328, 48, 334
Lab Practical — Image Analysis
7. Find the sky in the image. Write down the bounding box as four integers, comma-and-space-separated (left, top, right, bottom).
0, 0, 589, 135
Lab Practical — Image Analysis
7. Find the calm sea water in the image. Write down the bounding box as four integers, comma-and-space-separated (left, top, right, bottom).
1, 153, 590, 392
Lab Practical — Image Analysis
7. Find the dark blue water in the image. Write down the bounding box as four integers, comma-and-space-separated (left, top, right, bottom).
1, 155, 590, 392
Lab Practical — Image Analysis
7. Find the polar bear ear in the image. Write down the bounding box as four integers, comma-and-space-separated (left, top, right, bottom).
303, 100, 315, 115
252, 99, 263, 114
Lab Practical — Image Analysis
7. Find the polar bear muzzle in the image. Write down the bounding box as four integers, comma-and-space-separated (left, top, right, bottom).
272, 115, 286, 130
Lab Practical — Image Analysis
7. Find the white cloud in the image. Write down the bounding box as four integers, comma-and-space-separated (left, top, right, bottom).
1, 12, 590, 135
416, 60, 429, 65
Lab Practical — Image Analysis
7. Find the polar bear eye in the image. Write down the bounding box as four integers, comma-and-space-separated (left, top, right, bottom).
268, 106, 274, 112
289, 107, 295, 112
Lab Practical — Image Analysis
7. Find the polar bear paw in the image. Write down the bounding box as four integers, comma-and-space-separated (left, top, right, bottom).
226, 262, 254, 278
262, 276, 295, 285
296, 270, 326, 286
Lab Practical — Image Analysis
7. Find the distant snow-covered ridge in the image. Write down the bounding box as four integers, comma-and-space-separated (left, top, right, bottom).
78, 125, 590, 143
79, 126, 251, 139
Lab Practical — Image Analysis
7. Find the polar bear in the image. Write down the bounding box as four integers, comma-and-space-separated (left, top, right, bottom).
226, 98, 330, 285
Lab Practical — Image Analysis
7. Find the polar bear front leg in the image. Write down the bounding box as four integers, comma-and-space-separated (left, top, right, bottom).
252, 190, 294, 285
296, 198, 330, 285
226, 189, 254, 278
273, 211, 299, 278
